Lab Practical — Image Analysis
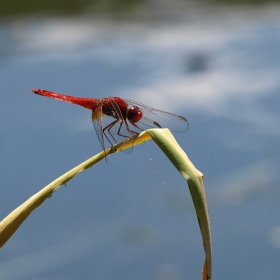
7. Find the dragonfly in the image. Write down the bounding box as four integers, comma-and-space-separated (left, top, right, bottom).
31, 89, 189, 153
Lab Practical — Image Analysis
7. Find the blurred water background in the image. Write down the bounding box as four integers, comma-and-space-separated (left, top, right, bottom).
0, 0, 280, 279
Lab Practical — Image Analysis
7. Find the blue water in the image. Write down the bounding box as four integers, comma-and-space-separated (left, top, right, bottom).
0, 7, 280, 280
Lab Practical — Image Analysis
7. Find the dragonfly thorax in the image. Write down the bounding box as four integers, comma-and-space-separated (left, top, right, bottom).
101, 97, 128, 119
101, 98, 143, 124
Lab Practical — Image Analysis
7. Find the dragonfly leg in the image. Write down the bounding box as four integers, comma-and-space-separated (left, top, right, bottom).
116, 119, 139, 139
103, 120, 119, 145
105, 118, 137, 144
129, 122, 144, 134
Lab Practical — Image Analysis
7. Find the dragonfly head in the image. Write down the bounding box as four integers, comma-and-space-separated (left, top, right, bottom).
127, 106, 143, 123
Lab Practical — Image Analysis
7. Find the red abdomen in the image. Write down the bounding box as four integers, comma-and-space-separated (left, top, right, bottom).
31, 89, 98, 110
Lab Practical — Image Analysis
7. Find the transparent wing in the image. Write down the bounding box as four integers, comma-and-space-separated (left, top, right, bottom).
92, 106, 107, 151
124, 99, 189, 132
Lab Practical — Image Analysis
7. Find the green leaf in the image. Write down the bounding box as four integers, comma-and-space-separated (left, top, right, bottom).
146, 128, 212, 280
0, 128, 212, 280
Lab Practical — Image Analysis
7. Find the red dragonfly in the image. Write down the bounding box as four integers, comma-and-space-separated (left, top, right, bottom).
31, 89, 189, 152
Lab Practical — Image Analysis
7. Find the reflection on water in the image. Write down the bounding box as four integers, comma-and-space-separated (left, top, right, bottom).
0, 0, 93, 17
1, 0, 280, 19
269, 226, 280, 249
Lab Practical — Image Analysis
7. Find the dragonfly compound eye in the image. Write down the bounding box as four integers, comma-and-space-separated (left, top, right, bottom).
127, 106, 143, 123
